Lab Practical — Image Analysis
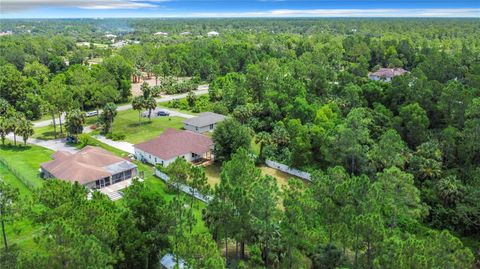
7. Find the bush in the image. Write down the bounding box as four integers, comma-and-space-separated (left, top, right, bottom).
110, 133, 126, 141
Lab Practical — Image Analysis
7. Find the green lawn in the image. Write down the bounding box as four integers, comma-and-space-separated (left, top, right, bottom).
0, 144, 53, 251
0, 143, 53, 190
32, 124, 66, 140
110, 109, 184, 144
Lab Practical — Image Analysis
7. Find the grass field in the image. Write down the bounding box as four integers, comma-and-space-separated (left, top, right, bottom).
0, 144, 53, 251
32, 124, 66, 140
109, 109, 184, 144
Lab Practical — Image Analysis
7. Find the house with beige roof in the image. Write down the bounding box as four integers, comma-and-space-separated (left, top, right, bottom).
41, 146, 137, 189
134, 128, 213, 167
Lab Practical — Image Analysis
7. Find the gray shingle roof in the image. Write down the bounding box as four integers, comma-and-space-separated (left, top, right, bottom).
183, 112, 226, 127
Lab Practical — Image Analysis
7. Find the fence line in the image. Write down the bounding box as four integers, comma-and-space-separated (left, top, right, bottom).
155, 169, 212, 203
0, 156, 40, 190
265, 159, 311, 181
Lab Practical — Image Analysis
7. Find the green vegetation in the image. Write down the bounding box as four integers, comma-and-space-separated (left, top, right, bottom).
0, 144, 52, 190
109, 109, 184, 144
1, 18, 479, 268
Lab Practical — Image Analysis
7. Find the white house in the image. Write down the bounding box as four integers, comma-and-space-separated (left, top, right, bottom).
183, 112, 226, 133
207, 31, 219, 37
134, 129, 213, 167
154, 31, 169, 36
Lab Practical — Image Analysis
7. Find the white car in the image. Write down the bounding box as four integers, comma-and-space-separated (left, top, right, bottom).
85, 111, 98, 117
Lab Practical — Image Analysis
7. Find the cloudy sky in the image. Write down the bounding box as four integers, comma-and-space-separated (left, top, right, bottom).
1, 0, 479, 18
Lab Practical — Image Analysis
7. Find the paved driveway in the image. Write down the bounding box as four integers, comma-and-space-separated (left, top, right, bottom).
6, 133, 78, 153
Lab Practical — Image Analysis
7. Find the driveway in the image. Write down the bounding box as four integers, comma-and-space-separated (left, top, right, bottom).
6, 133, 78, 153
94, 135, 135, 154
34, 85, 208, 128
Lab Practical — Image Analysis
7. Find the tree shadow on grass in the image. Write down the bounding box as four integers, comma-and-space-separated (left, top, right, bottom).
35, 131, 66, 141
128, 121, 153, 128
0, 144, 33, 152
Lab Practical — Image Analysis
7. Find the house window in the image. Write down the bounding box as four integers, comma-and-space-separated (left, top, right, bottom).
112, 173, 124, 184
210, 124, 214, 130
155, 157, 157, 163
124, 170, 132, 179
195, 127, 198, 131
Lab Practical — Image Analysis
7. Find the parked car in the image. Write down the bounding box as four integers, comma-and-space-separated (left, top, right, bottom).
157, 110, 170, 116
85, 111, 98, 117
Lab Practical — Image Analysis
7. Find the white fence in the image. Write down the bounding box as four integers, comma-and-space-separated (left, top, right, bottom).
265, 160, 311, 181
155, 169, 212, 203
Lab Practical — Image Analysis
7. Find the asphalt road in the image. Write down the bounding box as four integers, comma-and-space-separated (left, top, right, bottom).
34, 85, 208, 128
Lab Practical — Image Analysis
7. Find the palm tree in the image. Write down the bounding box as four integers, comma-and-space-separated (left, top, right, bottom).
144, 97, 157, 121
132, 96, 144, 123
65, 109, 85, 142
255, 131, 271, 160
17, 119, 34, 146
99, 102, 117, 134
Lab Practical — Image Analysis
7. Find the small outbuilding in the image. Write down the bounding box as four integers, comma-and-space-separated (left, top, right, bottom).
183, 112, 226, 133
207, 31, 219, 37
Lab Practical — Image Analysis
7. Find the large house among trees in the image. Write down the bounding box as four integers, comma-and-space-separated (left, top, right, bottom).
368, 67, 408, 82
134, 128, 213, 166
40, 146, 138, 189
183, 112, 226, 133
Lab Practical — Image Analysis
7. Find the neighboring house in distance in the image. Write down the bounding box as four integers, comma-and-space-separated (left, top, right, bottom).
111, 40, 127, 48
134, 128, 213, 167
40, 146, 137, 189
368, 67, 408, 82
207, 31, 219, 37
154, 31, 169, 36
183, 112, 226, 133
160, 253, 186, 269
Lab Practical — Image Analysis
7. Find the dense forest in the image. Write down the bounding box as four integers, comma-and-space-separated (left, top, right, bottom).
1, 18, 479, 268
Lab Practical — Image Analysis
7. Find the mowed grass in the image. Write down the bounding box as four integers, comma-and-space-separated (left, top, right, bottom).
110, 109, 184, 144
0, 143, 53, 189
0, 143, 53, 251
32, 124, 66, 140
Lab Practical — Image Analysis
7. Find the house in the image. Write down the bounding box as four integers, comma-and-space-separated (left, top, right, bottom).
111, 40, 127, 48
207, 31, 219, 37
134, 128, 213, 167
368, 68, 407, 82
183, 112, 226, 133
160, 253, 186, 269
154, 31, 169, 36
40, 146, 137, 189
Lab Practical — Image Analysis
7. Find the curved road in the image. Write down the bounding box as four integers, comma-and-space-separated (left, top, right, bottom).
34, 85, 208, 128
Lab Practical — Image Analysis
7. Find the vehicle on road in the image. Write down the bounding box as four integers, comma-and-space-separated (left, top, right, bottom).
157, 110, 170, 116
85, 111, 98, 117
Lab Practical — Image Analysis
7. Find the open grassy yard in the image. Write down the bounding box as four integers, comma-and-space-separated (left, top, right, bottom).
32, 124, 66, 140
110, 109, 184, 144
0, 143, 53, 190
204, 163, 305, 189
0, 144, 53, 251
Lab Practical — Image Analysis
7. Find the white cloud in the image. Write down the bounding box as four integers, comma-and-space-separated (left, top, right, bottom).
183, 8, 480, 18
1, 0, 166, 12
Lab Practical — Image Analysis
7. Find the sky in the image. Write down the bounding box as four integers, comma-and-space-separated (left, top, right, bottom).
1, 0, 479, 18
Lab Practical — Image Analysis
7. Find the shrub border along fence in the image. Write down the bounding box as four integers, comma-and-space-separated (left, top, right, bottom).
0, 156, 41, 190
265, 159, 312, 181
